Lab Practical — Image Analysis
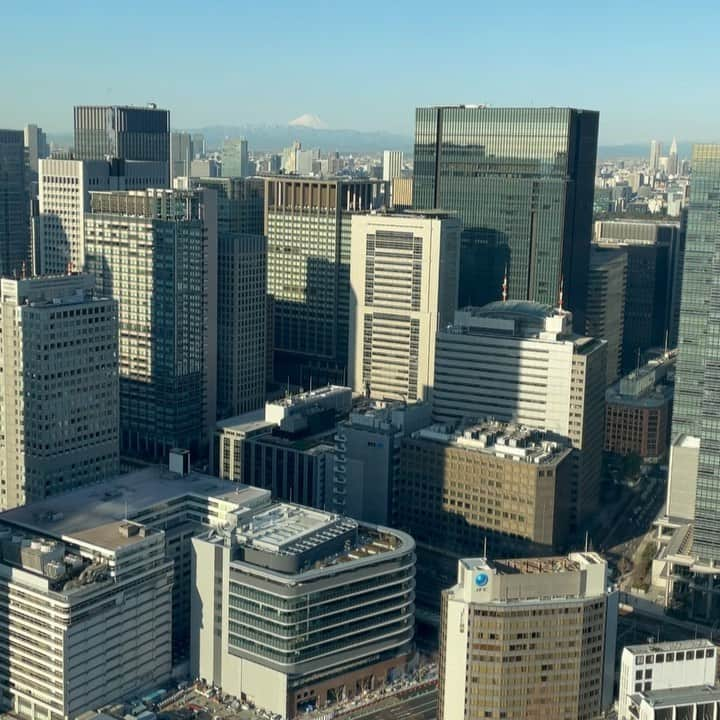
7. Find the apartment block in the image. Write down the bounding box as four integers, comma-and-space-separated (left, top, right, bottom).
0, 274, 119, 510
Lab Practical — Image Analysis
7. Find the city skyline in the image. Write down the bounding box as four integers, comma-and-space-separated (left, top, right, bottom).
2, 0, 720, 145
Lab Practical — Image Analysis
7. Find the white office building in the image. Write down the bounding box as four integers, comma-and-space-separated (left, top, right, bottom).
0, 457, 272, 720
349, 211, 460, 402
0, 274, 119, 511
433, 301, 607, 530
619, 640, 718, 720
36, 157, 167, 274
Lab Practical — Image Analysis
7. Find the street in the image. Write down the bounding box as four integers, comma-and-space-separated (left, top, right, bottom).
338, 686, 437, 720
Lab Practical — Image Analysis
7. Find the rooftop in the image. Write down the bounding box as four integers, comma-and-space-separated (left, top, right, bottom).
0, 466, 269, 550
460, 552, 604, 576
412, 420, 569, 465
624, 639, 716, 655
631, 685, 720, 709
235, 504, 357, 556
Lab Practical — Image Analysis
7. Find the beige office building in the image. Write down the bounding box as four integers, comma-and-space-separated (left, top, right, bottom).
349, 211, 460, 402
433, 302, 607, 532
439, 553, 618, 720
0, 274, 119, 510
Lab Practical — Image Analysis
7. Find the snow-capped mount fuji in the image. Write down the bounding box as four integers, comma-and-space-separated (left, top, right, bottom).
288, 113, 329, 130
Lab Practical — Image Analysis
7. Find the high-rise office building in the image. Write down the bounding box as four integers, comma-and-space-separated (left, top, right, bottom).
586, 245, 627, 385
413, 106, 599, 329
264, 177, 386, 387
433, 302, 607, 532
36, 157, 167, 275
438, 553, 617, 720
23, 124, 49, 175
0, 129, 29, 277
668, 137, 679, 176
668, 145, 720, 561
170, 131, 194, 180
73, 104, 170, 184
0, 274, 119, 511
84, 189, 217, 461
192, 504, 416, 718
349, 211, 461, 402
650, 139, 663, 176
191, 177, 267, 418
382, 150, 403, 182
594, 219, 682, 367
192, 132, 206, 156
222, 137, 249, 178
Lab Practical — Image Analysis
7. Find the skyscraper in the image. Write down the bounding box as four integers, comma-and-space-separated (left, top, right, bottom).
190, 177, 267, 418
37, 157, 167, 274
382, 150, 403, 204
0, 274, 119, 511
0, 129, 29, 277
438, 553, 617, 720
650, 139, 663, 176
73, 105, 170, 184
170, 131, 194, 180
669, 145, 720, 561
23, 124, 49, 175
586, 246, 627, 385
668, 136, 679, 176
413, 106, 599, 329
349, 211, 461, 402
264, 177, 386, 387
84, 189, 217, 461
222, 137, 249, 178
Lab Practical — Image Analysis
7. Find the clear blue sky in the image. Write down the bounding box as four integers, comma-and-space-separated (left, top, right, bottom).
1, 0, 717, 145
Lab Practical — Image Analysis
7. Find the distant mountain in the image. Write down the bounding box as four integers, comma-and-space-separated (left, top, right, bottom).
186, 125, 412, 154
288, 114, 328, 130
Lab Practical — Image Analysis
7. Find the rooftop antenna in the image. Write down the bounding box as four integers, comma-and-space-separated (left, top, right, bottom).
21, 261, 26, 279
636, 347, 641, 376
483, 536, 488, 558
558, 276, 564, 311
124, 499, 128, 522
664, 329, 669, 357
501, 266, 508, 303
585, 531, 589, 552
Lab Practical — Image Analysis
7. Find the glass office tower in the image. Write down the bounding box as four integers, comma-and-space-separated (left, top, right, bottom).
671, 145, 720, 561
74, 105, 170, 184
412, 106, 598, 329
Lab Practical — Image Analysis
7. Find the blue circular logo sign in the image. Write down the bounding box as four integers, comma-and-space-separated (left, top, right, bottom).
475, 572, 489, 588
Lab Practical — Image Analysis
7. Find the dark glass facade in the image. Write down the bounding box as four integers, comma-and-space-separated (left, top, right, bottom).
74, 106, 170, 184
0, 130, 29, 277
412, 106, 598, 329
671, 145, 720, 561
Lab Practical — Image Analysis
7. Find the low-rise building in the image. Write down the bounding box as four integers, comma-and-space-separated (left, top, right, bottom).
438, 553, 618, 720
619, 640, 718, 720
396, 420, 573, 610
213, 386, 352, 508
605, 353, 675, 461
191, 504, 416, 718
628, 685, 720, 720
0, 455, 271, 720
332, 400, 432, 524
